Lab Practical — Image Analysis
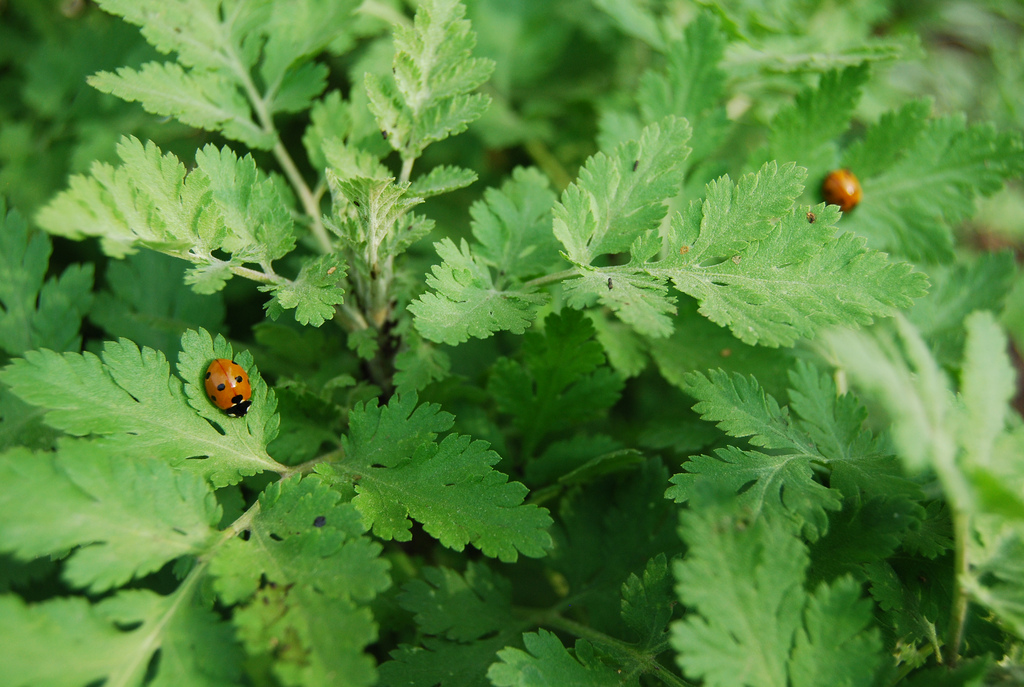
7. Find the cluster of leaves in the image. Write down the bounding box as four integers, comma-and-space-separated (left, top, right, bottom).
1, 1, 1024, 687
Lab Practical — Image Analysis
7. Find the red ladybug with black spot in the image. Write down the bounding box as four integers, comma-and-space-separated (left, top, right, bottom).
205, 359, 252, 417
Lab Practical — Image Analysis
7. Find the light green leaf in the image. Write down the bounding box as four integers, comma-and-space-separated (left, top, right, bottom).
409, 164, 479, 199
210, 477, 388, 687
488, 630, 624, 687
317, 393, 553, 562
261, 253, 347, 327
367, 0, 495, 160
410, 238, 547, 345
553, 116, 692, 265
89, 62, 273, 149
0, 330, 284, 487
0, 442, 219, 592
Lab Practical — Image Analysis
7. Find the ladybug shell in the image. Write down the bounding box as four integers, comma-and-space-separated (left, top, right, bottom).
204, 359, 252, 417
821, 168, 862, 213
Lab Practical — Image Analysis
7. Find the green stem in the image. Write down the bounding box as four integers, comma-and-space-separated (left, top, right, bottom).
944, 510, 971, 667
525, 139, 573, 191
540, 613, 692, 687
523, 268, 578, 289
225, 39, 332, 254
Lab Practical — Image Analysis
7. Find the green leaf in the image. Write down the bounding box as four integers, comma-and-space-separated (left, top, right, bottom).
553, 116, 692, 265
842, 103, 1024, 262
36, 137, 297, 291
89, 62, 273, 149
671, 491, 882, 687
0, 329, 284, 487
635, 12, 729, 164
317, 393, 553, 562
193, 144, 296, 263
0, 199, 93, 356
210, 477, 388, 687
789, 576, 885, 687
958, 311, 1015, 470
488, 630, 624, 687
668, 365, 919, 540
657, 166, 928, 346
410, 238, 547, 345
409, 164, 479, 199
562, 261, 678, 338
90, 251, 226, 357
621, 554, 675, 649
0, 587, 242, 687
471, 166, 560, 280
399, 562, 515, 643
488, 310, 623, 458
380, 635, 510, 687
0, 442, 219, 592
367, 0, 495, 160
906, 251, 1016, 366
261, 253, 347, 327
762, 66, 868, 176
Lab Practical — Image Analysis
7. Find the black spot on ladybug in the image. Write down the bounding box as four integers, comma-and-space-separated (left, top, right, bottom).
231, 394, 243, 404
205, 372, 211, 379
209, 395, 217, 402
235, 375, 243, 383
217, 383, 226, 391
806, 211, 816, 224
313, 516, 326, 528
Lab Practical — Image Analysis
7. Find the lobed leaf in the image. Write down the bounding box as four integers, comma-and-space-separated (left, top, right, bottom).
317, 393, 553, 562
488, 630, 624, 687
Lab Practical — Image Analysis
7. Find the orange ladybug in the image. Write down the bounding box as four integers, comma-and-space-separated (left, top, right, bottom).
204, 359, 252, 417
822, 169, 862, 213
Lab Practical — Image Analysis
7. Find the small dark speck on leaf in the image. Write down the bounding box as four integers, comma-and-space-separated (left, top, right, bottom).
632, 160, 639, 172
313, 516, 326, 528
806, 211, 816, 224
607, 277, 613, 290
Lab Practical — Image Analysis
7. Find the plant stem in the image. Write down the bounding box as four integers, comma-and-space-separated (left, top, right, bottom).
523, 268, 578, 289
525, 139, 573, 191
943, 510, 971, 667
273, 140, 333, 254
540, 613, 692, 687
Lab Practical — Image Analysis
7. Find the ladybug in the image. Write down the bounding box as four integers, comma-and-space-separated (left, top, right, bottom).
204, 359, 252, 417
822, 168, 862, 213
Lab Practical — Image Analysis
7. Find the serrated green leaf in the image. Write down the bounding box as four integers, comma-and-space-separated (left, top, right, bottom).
658, 190, 928, 346
261, 253, 347, 327
621, 554, 675, 649
762, 66, 868, 176
89, 62, 273, 149
488, 310, 623, 458
553, 116, 692, 265
368, 0, 495, 159
0, 200, 93, 356
0, 330, 284, 487
317, 393, 552, 562
399, 562, 514, 642
210, 477, 388, 687
637, 12, 728, 164
90, 251, 225, 357
842, 105, 1024, 262
958, 311, 1015, 470
409, 164, 479, 199
672, 492, 882, 687
0, 586, 242, 687
668, 365, 919, 539
36, 137, 297, 291
380, 635, 509, 687
0, 442, 219, 592
563, 264, 677, 338
488, 630, 625, 687
194, 144, 296, 262
410, 238, 547, 345
471, 166, 560, 279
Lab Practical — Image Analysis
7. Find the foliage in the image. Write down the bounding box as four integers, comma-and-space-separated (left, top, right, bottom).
1, 1, 1024, 686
